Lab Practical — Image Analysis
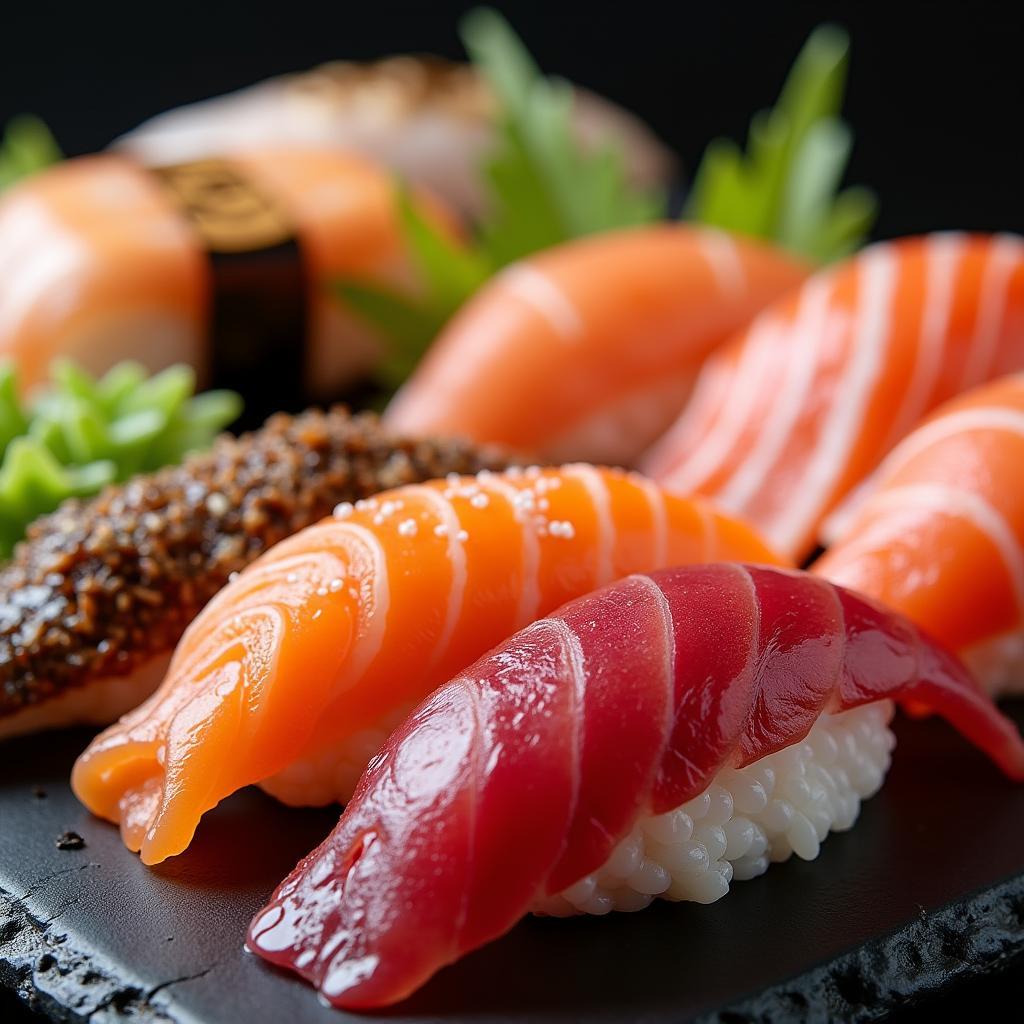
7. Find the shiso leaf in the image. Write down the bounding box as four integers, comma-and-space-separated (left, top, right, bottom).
335, 6, 665, 389
0, 360, 241, 557
337, 13, 875, 388
463, 6, 663, 260
686, 24, 876, 262
0, 115, 62, 191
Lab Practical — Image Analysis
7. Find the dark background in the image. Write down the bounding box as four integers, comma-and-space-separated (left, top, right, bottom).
2, 1, 1023, 239
2, 2, 1023, 1021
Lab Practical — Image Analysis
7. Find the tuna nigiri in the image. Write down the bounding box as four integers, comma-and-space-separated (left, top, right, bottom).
384, 225, 808, 464
643, 234, 1024, 559
0, 148, 449, 406
72, 467, 781, 864
0, 409, 509, 740
815, 374, 1024, 696
248, 563, 1024, 1009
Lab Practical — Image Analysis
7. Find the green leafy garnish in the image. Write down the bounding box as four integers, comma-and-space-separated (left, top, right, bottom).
686, 25, 876, 263
341, 13, 876, 386
462, 7, 663, 263
0, 115, 62, 192
0, 361, 242, 557
338, 7, 666, 387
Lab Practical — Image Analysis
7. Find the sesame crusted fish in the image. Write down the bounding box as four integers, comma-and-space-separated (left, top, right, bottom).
0, 407, 511, 739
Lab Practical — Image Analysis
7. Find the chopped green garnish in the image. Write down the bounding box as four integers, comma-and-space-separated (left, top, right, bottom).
686, 25, 876, 262
0, 360, 242, 557
0, 115, 62, 192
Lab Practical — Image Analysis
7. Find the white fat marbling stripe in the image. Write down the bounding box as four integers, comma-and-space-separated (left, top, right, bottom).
962, 234, 1024, 387
500, 263, 585, 342
643, 355, 731, 477
885, 232, 964, 448
332, 522, 392, 687
407, 487, 468, 670
631, 573, 679, 740
547, 616, 589, 837
863, 483, 1024, 617
657, 314, 784, 494
718, 275, 834, 509
697, 229, 747, 297
697, 500, 718, 561
632, 473, 669, 568
566, 464, 614, 584
871, 406, 1024, 484
730, 564, 765, 742
483, 476, 543, 626
818, 473, 881, 547
771, 245, 898, 555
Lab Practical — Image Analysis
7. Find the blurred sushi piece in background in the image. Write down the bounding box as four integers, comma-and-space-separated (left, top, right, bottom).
0, 147, 452, 415
114, 56, 676, 222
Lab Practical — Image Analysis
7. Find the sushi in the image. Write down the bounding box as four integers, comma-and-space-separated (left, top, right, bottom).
71, 466, 782, 864
247, 563, 1024, 1009
115, 57, 674, 221
0, 148, 451, 408
384, 225, 808, 463
643, 234, 1024, 559
815, 374, 1024, 696
0, 408, 510, 740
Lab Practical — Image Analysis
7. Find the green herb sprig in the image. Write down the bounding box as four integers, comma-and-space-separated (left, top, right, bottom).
339, 12, 876, 390
338, 7, 667, 389
0, 361, 241, 556
0, 115, 62, 192
686, 24, 876, 264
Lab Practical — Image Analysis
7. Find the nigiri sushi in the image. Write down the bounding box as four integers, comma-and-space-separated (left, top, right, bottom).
0, 408, 510, 740
643, 233, 1024, 559
0, 148, 451, 409
247, 563, 1024, 1009
72, 467, 782, 864
815, 374, 1024, 696
115, 57, 674, 221
385, 225, 808, 463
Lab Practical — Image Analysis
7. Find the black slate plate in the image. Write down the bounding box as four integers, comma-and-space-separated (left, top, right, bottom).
3, 708, 1024, 1024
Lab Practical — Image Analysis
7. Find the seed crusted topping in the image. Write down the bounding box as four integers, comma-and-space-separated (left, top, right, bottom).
0, 408, 512, 717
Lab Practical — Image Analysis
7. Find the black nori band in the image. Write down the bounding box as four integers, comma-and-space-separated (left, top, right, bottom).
151, 160, 308, 424
207, 239, 307, 426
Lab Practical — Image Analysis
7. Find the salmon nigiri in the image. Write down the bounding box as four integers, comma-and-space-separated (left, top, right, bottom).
0, 148, 448, 404
248, 564, 1024, 1009
643, 234, 1024, 559
815, 374, 1024, 696
72, 466, 781, 864
384, 225, 807, 464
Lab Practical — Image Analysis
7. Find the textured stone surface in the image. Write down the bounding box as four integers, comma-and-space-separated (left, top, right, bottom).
3, 707, 1024, 1024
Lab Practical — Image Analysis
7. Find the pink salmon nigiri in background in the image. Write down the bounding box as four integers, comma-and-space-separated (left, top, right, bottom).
0, 148, 448, 401
816, 374, 1024, 696
385, 225, 808, 464
248, 563, 1024, 1009
73, 466, 782, 866
644, 233, 1024, 560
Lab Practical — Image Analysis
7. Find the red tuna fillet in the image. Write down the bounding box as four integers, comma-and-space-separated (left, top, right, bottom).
248, 564, 1024, 1008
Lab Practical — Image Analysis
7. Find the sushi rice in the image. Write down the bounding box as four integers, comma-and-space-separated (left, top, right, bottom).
535, 701, 895, 915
